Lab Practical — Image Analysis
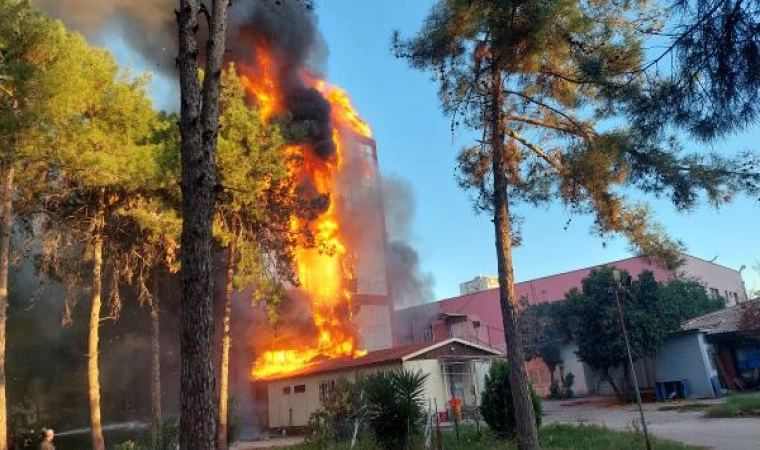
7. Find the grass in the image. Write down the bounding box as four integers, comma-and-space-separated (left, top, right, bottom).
286, 424, 701, 450
706, 392, 760, 418
657, 403, 711, 412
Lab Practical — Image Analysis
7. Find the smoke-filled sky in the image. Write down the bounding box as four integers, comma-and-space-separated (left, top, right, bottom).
40, 0, 760, 298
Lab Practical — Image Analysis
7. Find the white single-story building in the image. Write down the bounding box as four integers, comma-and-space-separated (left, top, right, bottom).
263, 338, 501, 429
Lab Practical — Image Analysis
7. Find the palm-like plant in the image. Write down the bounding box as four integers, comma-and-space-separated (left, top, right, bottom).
364, 369, 428, 450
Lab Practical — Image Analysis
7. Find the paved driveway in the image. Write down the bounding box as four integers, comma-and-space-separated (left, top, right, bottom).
543, 398, 760, 450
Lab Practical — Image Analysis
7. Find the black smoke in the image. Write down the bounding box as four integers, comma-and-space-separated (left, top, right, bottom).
32, 0, 335, 157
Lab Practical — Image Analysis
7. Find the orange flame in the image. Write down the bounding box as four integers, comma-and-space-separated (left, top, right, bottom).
240, 40, 284, 122
242, 46, 372, 380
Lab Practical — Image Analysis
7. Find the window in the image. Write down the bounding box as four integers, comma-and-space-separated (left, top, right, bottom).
294, 384, 306, 394
710, 288, 720, 299
282, 386, 291, 395
319, 380, 336, 404
421, 325, 434, 342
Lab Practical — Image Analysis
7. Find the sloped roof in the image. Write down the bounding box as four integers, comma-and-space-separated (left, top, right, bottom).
681, 299, 760, 335
262, 338, 501, 381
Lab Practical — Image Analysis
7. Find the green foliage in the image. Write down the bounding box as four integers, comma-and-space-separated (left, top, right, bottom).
558, 267, 723, 400
364, 370, 428, 450
519, 301, 566, 374
306, 378, 364, 446
624, 0, 760, 140
538, 424, 698, 449
393, 0, 700, 269
479, 360, 542, 437
562, 372, 574, 399
285, 423, 701, 450
706, 392, 760, 418
659, 278, 725, 330
215, 64, 303, 323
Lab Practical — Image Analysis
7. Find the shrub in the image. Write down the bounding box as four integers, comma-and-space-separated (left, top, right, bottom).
480, 360, 542, 437
562, 372, 575, 399
306, 378, 364, 447
549, 381, 561, 399
364, 369, 428, 450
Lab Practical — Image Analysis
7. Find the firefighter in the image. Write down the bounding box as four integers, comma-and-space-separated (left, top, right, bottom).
39, 428, 54, 450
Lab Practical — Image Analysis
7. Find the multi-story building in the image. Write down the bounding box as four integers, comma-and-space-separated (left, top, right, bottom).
394, 254, 748, 395
340, 134, 395, 351
459, 276, 500, 295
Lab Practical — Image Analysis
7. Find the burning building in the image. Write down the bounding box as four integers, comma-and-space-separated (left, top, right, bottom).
233, 24, 395, 381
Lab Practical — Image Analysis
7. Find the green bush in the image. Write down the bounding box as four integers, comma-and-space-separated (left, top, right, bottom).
562, 372, 575, 399
364, 369, 428, 450
479, 360, 542, 438
549, 381, 561, 399
306, 378, 364, 447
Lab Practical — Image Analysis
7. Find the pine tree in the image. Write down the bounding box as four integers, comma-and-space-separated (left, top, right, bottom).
0, 3, 56, 446
625, 0, 760, 140
395, 1, 760, 448
31, 38, 163, 449
176, 1, 230, 447
214, 66, 301, 449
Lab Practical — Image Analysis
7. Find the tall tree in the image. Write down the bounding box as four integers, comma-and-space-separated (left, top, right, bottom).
394, 2, 760, 447
518, 302, 566, 384
562, 267, 724, 400
564, 268, 666, 400
1, 3, 93, 446
394, 2, 650, 447
214, 66, 300, 449
176, 0, 229, 447
33, 41, 162, 449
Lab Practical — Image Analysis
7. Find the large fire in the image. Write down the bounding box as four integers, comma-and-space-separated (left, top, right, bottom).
243, 45, 372, 380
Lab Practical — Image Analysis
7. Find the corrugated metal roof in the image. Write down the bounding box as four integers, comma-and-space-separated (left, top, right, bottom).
681, 299, 760, 335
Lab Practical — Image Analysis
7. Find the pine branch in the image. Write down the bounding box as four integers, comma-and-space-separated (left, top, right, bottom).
504, 114, 593, 139
503, 89, 591, 136
504, 129, 567, 174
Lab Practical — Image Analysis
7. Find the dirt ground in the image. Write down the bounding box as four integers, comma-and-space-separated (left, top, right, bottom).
543, 397, 760, 450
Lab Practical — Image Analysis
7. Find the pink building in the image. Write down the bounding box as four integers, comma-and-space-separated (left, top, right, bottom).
393, 254, 748, 395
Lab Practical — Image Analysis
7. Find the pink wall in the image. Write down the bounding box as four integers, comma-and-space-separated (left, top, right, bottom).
394, 256, 676, 350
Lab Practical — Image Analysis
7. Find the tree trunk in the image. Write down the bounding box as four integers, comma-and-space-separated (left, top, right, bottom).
489, 65, 540, 450
177, 1, 229, 448
150, 274, 162, 443
217, 242, 234, 450
89, 190, 106, 450
603, 368, 624, 402
0, 162, 14, 450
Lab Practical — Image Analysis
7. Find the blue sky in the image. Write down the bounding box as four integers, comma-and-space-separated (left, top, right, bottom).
108, 0, 760, 299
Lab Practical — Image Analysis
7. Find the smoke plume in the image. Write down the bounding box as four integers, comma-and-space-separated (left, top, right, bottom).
32, 0, 334, 156
382, 176, 436, 308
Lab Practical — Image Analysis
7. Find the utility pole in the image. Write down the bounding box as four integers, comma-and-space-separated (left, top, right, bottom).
612, 269, 652, 450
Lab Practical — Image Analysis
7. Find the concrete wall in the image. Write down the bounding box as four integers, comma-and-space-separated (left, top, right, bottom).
680, 255, 747, 306
558, 343, 592, 396
655, 332, 716, 399
404, 359, 447, 412
403, 358, 494, 413
354, 304, 393, 351
266, 363, 401, 428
